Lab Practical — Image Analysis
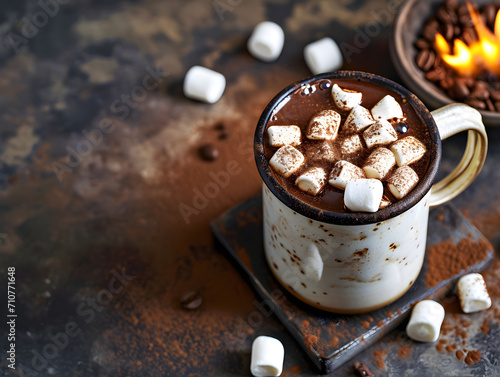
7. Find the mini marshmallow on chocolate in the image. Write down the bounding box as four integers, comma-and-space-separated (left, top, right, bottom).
267, 125, 302, 147
344, 179, 384, 213
295, 167, 327, 195
363, 147, 396, 180
363, 120, 398, 149
343, 105, 375, 134
309, 141, 339, 162
331, 84, 362, 111
269, 145, 305, 178
328, 160, 366, 190
306, 109, 341, 140
371, 94, 405, 121
391, 136, 427, 166
387, 166, 419, 199
406, 300, 445, 342
340, 134, 364, 157
457, 273, 492, 313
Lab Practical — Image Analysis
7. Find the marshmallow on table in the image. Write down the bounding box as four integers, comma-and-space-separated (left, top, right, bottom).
371, 95, 405, 122
457, 273, 492, 313
344, 179, 383, 213
331, 84, 362, 111
247, 21, 285, 62
387, 166, 419, 199
304, 243, 324, 283
306, 110, 341, 140
343, 105, 375, 134
363, 120, 398, 149
183, 66, 226, 104
295, 167, 327, 195
363, 147, 396, 180
390, 136, 427, 166
269, 145, 304, 178
309, 141, 339, 162
251, 336, 284, 377
340, 134, 364, 157
267, 125, 302, 147
328, 160, 366, 190
304, 37, 343, 75
406, 300, 445, 342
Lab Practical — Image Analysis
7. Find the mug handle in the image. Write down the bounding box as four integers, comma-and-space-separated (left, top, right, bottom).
428, 103, 488, 208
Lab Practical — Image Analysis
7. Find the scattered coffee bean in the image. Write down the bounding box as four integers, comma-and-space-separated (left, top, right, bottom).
453, 80, 470, 100
218, 132, 229, 140
440, 77, 454, 90
416, 49, 435, 71
199, 144, 219, 161
353, 361, 374, 377
445, 0, 458, 11
415, 38, 430, 50
462, 27, 477, 44
395, 122, 408, 134
437, 7, 456, 23
425, 68, 446, 82
495, 101, 500, 112
482, 4, 497, 27
485, 98, 495, 112
180, 290, 203, 310
471, 81, 490, 99
442, 22, 455, 40
490, 90, 500, 102
214, 122, 226, 131
466, 98, 487, 110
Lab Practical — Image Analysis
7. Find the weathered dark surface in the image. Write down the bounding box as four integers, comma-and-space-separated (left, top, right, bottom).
211, 197, 495, 374
0, 0, 499, 376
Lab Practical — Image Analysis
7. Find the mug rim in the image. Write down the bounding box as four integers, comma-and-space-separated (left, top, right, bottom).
254, 71, 441, 225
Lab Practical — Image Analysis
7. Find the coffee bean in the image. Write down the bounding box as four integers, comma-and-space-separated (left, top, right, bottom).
214, 122, 226, 131
454, 25, 462, 37
415, 38, 430, 50
416, 49, 435, 71
442, 22, 455, 40
490, 90, 500, 102
454, 80, 470, 99
445, 0, 459, 11
482, 4, 497, 28
353, 361, 373, 377
440, 77, 454, 90
218, 132, 229, 140
471, 81, 490, 99
422, 19, 440, 42
425, 68, 446, 82
437, 7, 456, 23
486, 98, 495, 112
495, 101, 500, 112
466, 98, 487, 110
462, 27, 477, 45
199, 144, 219, 161
180, 290, 203, 310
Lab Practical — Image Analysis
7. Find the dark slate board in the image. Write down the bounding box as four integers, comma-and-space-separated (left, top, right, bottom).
210, 195, 494, 373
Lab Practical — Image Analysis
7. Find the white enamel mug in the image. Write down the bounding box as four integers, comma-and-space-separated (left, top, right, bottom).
254, 71, 488, 314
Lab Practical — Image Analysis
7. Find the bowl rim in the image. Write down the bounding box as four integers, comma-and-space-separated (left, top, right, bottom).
390, 0, 500, 126
253, 70, 441, 226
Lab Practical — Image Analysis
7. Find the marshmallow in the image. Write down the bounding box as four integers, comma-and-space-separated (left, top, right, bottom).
363, 147, 396, 180
295, 167, 327, 195
343, 105, 375, 134
304, 37, 343, 75
371, 95, 405, 122
363, 120, 398, 149
267, 126, 302, 147
340, 134, 364, 157
183, 66, 226, 104
331, 84, 362, 111
457, 273, 492, 313
379, 195, 391, 209
309, 141, 339, 162
306, 110, 341, 140
406, 300, 445, 342
387, 166, 419, 199
390, 136, 427, 166
247, 21, 285, 62
269, 145, 305, 178
250, 336, 285, 377
304, 243, 324, 282
328, 160, 366, 190
344, 179, 383, 213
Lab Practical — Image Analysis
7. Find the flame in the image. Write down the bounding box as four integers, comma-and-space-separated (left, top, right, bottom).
434, 2, 500, 77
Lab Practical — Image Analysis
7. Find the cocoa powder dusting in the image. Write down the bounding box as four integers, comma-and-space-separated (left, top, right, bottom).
398, 346, 411, 358
373, 349, 387, 368
425, 238, 491, 287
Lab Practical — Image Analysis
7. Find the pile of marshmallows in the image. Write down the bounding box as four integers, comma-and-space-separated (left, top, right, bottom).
183, 21, 343, 104
249, 273, 492, 376
269, 85, 426, 212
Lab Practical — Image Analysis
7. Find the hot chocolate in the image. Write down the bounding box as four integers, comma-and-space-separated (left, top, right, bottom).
264, 78, 432, 213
